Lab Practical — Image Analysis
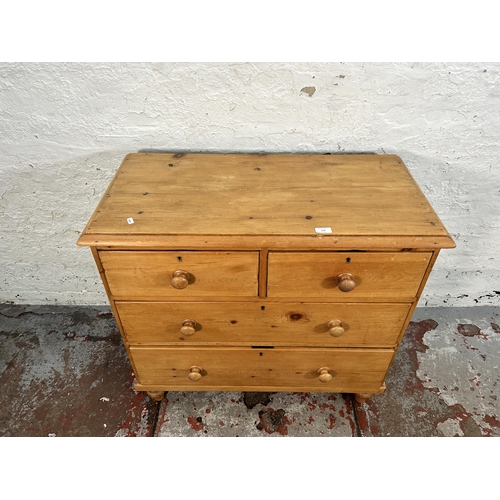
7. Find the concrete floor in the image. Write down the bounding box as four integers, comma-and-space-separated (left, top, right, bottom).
1, 304, 499, 437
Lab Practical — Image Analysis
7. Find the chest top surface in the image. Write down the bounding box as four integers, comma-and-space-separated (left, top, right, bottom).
77, 153, 455, 249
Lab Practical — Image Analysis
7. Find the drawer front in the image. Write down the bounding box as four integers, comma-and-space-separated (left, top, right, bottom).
130, 346, 394, 392
117, 301, 411, 347
99, 251, 259, 298
268, 251, 431, 300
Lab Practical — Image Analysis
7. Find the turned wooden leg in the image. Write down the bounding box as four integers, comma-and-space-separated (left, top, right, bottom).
146, 390, 165, 402
354, 392, 372, 403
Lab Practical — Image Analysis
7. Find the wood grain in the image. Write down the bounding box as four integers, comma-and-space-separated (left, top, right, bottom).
77, 234, 455, 250
129, 346, 394, 392
99, 250, 259, 298
77, 153, 455, 249
268, 251, 432, 300
116, 301, 411, 347
77, 153, 455, 400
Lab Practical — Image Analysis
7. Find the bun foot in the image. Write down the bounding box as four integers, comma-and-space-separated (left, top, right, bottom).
146, 390, 165, 402
354, 392, 372, 403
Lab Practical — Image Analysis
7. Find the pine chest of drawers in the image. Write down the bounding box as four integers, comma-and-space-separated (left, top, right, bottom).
77, 153, 455, 402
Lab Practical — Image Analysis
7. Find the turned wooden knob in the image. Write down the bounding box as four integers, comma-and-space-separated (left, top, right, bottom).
180, 319, 196, 336
317, 367, 333, 383
328, 320, 345, 337
337, 273, 356, 292
171, 270, 189, 289
188, 366, 203, 381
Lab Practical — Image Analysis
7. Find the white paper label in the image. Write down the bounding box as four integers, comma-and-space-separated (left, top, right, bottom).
127, 218, 134, 224
315, 227, 332, 234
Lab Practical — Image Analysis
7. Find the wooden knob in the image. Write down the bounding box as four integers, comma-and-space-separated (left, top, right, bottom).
180, 319, 196, 336
171, 270, 189, 289
328, 320, 344, 337
337, 273, 356, 292
188, 366, 203, 381
317, 367, 333, 383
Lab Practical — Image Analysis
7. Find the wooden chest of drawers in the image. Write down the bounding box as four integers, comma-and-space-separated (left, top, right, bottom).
77, 153, 455, 402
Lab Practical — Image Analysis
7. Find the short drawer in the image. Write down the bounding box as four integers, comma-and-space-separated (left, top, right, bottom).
99, 251, 259, 298
117, 301, 411, 347
268, 251, 431, 300
130, 346, 394, 392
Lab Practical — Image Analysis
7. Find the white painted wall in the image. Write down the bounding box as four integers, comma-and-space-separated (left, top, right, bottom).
1, 62, 499, 307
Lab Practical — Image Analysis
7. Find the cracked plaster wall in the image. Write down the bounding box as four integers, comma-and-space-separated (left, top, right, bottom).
0, 62, 499, 306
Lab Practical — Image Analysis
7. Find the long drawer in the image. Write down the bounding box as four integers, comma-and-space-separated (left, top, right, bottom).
130, 346, 394, 392
117, 301, 411, 347
268, 251, 431, 300
99, 251, 259, 298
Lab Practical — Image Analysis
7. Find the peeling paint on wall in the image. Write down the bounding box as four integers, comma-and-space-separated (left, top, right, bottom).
300, 86, 316, 97
1, 62, 499, 306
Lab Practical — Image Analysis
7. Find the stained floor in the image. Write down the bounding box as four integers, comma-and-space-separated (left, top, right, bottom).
1, 304, 498, 437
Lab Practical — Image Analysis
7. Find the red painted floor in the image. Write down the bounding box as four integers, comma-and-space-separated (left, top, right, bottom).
1, 304, 498, 437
